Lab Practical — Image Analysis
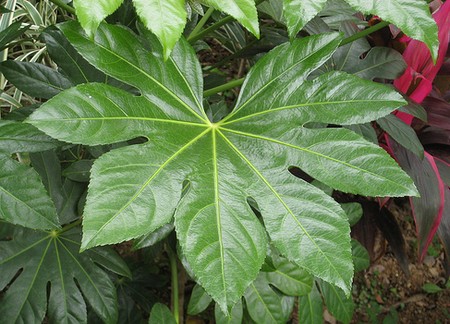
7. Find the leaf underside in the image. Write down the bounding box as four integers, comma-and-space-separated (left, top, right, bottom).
27, 21, 417, 310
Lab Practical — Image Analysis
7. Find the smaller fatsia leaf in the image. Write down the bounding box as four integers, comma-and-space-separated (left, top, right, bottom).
73, 0, 124, 37
0, 227, 118, 323
201, 0, 259, 38
133, 0, 187, 60
283, 0, 329, 40
0, 157, 60, 230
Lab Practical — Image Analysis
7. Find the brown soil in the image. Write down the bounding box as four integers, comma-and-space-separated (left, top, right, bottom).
351, 202, 450, 324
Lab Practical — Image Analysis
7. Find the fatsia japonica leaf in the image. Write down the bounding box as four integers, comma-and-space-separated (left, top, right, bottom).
282, 0, 438, 60
73, 0, 123, 37
0, 227, 119, 323
28, 22, 417, 311
331, 21, 407, 80
200, 0, 259, 38
283, 0, 328, 40
344, 0, 439, 61
133, 0, 187, 60
0, 157, 60, 230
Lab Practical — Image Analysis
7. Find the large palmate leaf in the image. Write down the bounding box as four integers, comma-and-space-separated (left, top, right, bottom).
283, 0, 328, 40
0, 227, 124, 323
28, 21, 417, 311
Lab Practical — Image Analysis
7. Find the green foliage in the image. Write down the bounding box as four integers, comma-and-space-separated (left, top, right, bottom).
0, 227, 127, 323
25, 21, 418, 312
0, 0, 432, 322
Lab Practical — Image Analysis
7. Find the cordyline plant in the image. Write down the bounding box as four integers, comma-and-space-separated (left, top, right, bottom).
0, 0, 444, 322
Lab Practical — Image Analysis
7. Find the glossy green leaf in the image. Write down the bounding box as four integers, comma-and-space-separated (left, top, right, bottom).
62, 160, 93, 183
345, 123, 378, 144
318, 279, 354, 324
283, 0, 328, 39
378, 114, 424, 158
133, 222, 174, 249
244, 274, 295, 324
0, 20, 29, 51
0, 157, 60, 230
201, 0, 259, 38
0, 227, 118, 323
27, 23, 417, 310
344, 0, 439, 61
264, 254, 313, 296
351, 239, 370, 271
148, 303, 176, 324
298, 284, 323, 324
332, 22, 406, 80
187, 284, 213, 315
341, 202, 363, 227
41, 26, 108, 84
0, 120, 60, 155
133, 0, 187, 59
0, 61, 73, 99
73, 0, 124, 37
215, 299, 243, 324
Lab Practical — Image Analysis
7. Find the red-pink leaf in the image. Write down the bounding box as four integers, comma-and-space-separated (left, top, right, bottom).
394, 1, 450, 105
388, 139, 445, 261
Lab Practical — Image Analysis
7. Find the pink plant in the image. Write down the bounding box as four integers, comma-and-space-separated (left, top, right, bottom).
389, 0, 450, 261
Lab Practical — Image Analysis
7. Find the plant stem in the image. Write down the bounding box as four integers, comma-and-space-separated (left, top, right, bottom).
187, 7, 215, 42
204, 77, 245, 97
48, 0, 76, 14
188, 0, 267, 43
167, 244, 180, 324
188, 15, 234, 44
340, 21, 390, 46
58, 218, 82, 234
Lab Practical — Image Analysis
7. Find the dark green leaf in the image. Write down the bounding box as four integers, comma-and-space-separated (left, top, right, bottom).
0, 157, 60, 230
341, 202, 363, 227
0, 227, 118, 323
41, 26, 108, 84
187, 284, 213, 315
244, 274, 295, 324
0, 120, 60, 155
319, 279, 354, 324
298, 284, 323, 324
345, 123, 378, 144
264, 254, 313, 296
351, 239, 370, 271
133, 223, 174, 249
332, 22, 406, 80
0, 20, 29, 51
148, 303, 176, 324
62, 160, 93, 182
215, 299, 243, 324
378, 114, 424, 158
0, 61, 73, 99
398, 101, 428, 122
